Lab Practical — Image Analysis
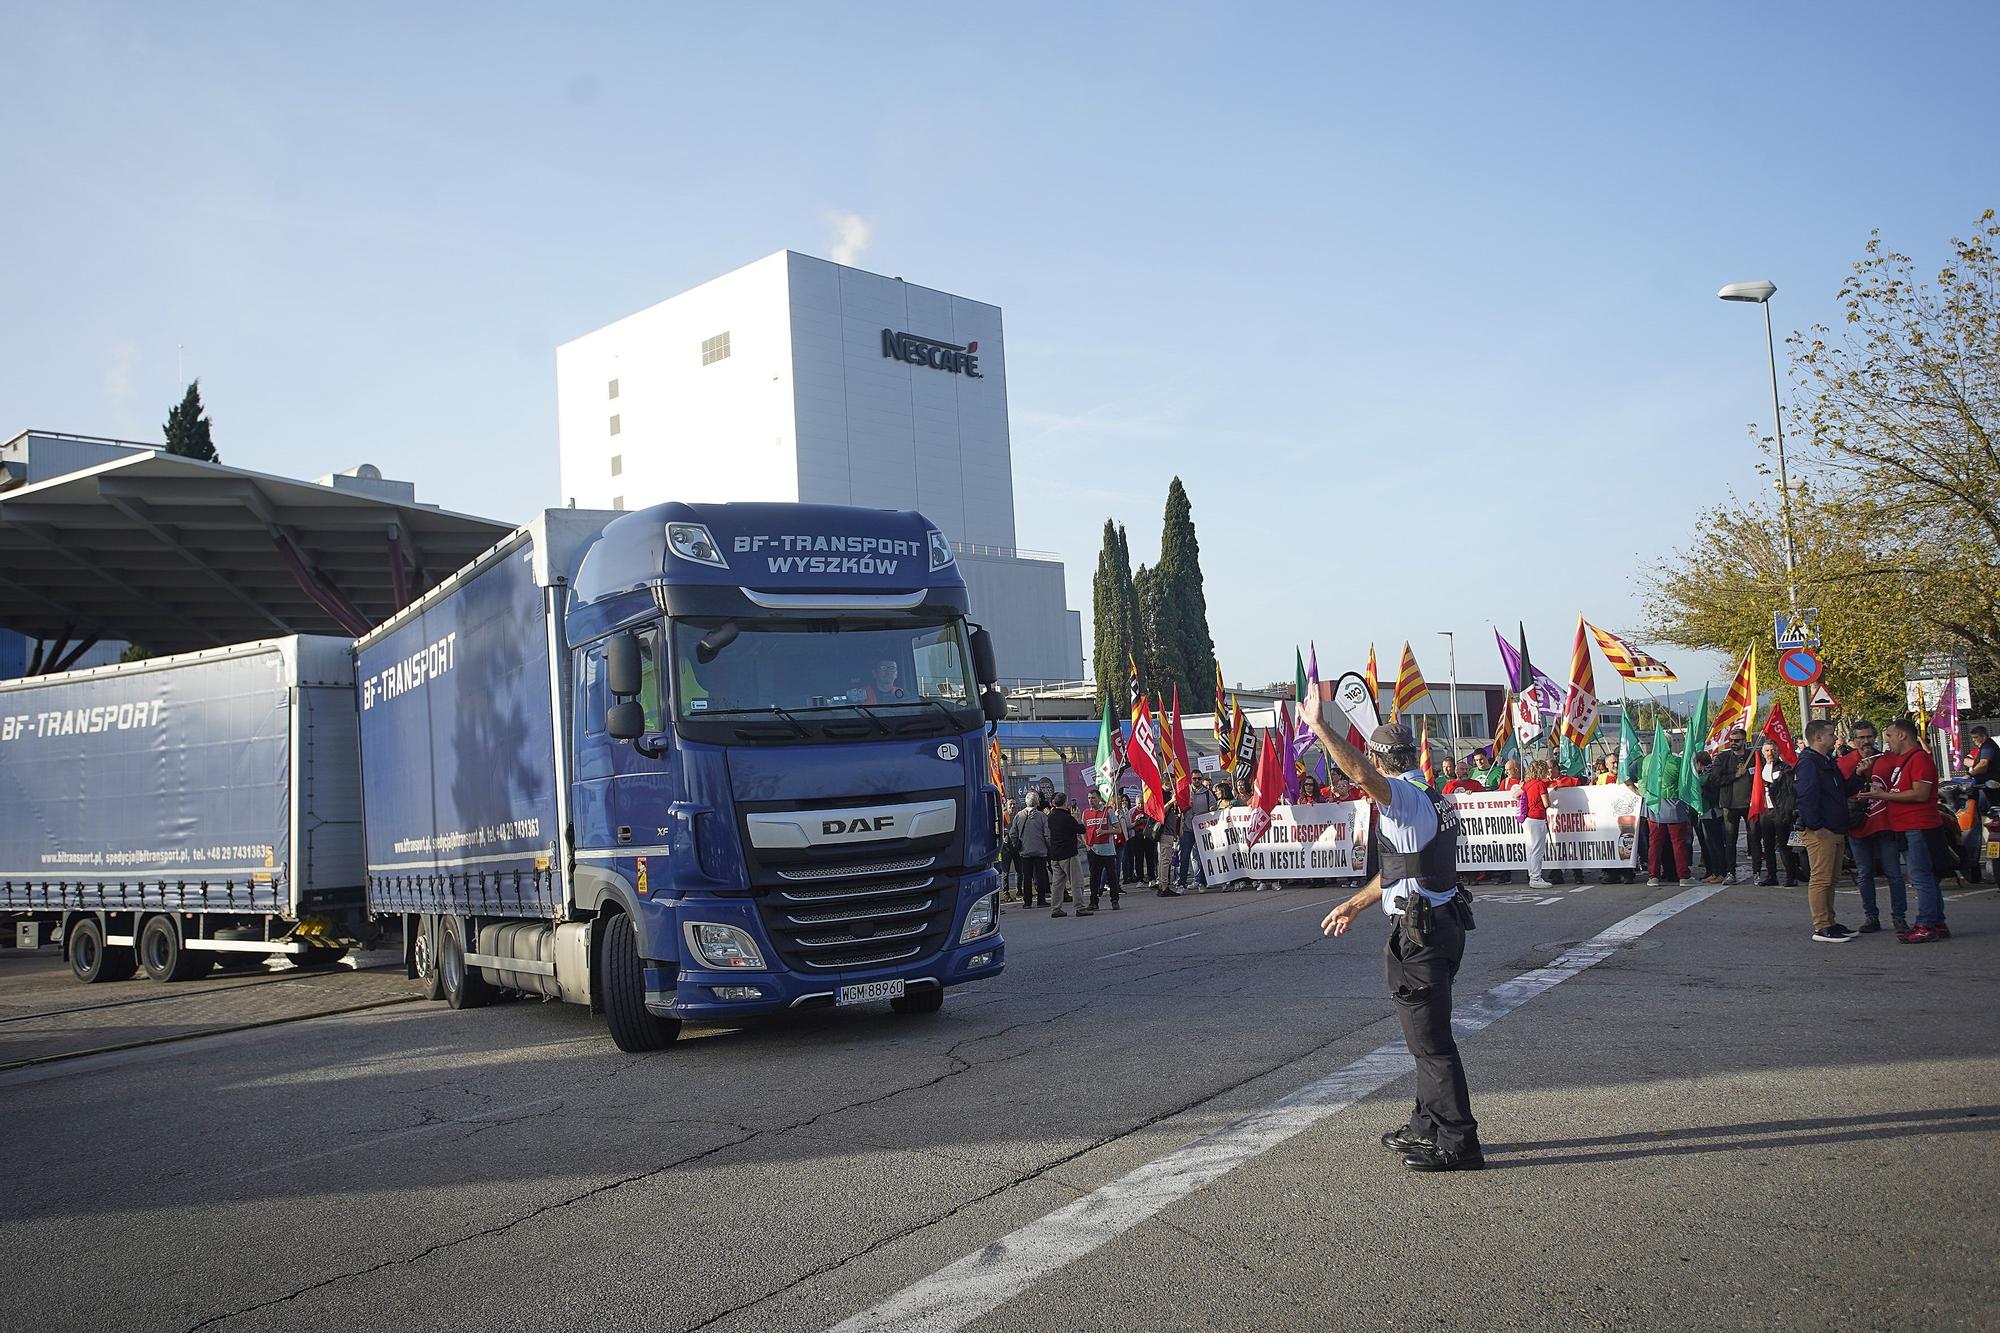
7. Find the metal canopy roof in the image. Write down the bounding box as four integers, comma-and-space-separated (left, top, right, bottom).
0, 451, 516, 659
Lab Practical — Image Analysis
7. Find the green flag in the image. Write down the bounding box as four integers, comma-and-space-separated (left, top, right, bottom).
1559, 732, 1590, 778
1680, 686, 1711, 813
1295, 648, 1308, 714
1094, 697, 1119, 801
1642, 719, 1671, 805
1617, 708, 1644, 783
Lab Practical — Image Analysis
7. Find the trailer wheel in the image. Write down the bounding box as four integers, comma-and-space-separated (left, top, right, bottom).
411, 916, 443, 1001
602, 913, 678, 1052
212, 926, 270, 972
439, 917, 493, 1010
68, 919, 136, 984
140, 916, 212, 983
891, 985, 944, 1016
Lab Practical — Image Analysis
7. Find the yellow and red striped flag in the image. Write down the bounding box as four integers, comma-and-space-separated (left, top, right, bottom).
1419, 716, 1435, 784
1585, 622, 1677, 683
1392, 641, 1429, 719
1708, 644, 1759, 745
1559, 616, 1601, 748
1365, 643, 1380, 705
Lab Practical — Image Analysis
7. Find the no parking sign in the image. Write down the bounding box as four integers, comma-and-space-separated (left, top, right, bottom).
1778, 647, 1824, 686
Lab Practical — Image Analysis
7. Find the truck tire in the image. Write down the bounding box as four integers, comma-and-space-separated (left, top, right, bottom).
139, 915, 212, 983
212, 926, 270, 972
439, 917, 493, 1010
411, 915, 443, 1001
891, 985, 944, 1015
602, 913, 678, 1052
69, 918, 137, 984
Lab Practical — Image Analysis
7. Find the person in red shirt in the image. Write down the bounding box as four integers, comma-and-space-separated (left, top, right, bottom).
1878, 717, 1948, 942
1837, 719, 1904, 931
1521, 758, 1554, 887
1442, 767, 1485, 795
1081, 791, 1123, 913
1497, 759, 1524, 792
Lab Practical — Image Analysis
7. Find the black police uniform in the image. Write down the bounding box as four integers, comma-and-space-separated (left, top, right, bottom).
1375, 776, 1481, 1165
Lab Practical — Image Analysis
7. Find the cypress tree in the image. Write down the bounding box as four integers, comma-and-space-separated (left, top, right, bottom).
1152, 477, 1216, 706
1133, 562, 1164, 694
1092, 519, 1136, 708
163, 380, 219, 462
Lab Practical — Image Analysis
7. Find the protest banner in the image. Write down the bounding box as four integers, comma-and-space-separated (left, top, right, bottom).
1192, 783, 1640, 885
1192, 801, 1373, 887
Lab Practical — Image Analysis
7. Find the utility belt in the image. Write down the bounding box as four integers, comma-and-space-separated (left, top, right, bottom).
1392, 888, 1477, 949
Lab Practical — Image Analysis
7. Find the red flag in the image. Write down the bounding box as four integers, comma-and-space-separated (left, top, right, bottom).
1245, 730, 1285, 848
1761, 697, 1798, 765
1169, 685, 1193, 808
1127, 657, 1166, 822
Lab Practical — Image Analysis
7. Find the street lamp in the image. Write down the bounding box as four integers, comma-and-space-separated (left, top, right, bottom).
1437, 631, 1458, 761
1718, 278, 1811, 726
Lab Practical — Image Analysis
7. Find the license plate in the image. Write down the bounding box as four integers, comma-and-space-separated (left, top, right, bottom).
837, 978, 906, 1006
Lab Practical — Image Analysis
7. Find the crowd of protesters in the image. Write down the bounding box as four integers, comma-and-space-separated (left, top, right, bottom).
997, 713, 1989, 943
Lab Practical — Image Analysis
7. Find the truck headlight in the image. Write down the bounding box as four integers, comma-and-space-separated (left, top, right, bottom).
959, 892, 998, 943
667, 523, 728, 570
928, 530, 955, 571
684, 922, 765, 969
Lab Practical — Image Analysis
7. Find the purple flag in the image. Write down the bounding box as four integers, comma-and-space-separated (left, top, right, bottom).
1931, 684, 1962, 772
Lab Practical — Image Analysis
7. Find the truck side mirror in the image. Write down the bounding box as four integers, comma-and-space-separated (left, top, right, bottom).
606, 700, 646, 741
969, 626, 998, 687
605, 633, 642, 698
697, 621, 739, 664
981, 687, 1008, 724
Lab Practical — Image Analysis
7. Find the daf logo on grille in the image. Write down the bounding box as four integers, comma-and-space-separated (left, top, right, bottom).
937, 742, 960, 760
821, 815, 896, 836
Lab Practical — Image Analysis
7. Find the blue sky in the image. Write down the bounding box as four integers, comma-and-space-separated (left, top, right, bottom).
3, 2, 1993, 695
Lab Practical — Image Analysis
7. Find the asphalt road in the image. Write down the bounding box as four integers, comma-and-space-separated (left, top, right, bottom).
3, 876, 1995, 1332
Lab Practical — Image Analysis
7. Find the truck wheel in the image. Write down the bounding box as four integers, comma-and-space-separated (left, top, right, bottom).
411, 916, 443, 1001
140, 916, 212, 983
439, 917, 493, 1010
891, 985, 944, 1015
212, 926, 270, 972
68, 919, 137, 984
602, 914, 678, 1052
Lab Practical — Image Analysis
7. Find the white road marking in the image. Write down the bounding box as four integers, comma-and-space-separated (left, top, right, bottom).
1091, 932, 1202, 961
830, 884, 1727, 1333
1280, 897, 1341, 915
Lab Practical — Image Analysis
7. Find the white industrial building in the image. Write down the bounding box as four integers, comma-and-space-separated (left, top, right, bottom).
555, 251, 1084, 687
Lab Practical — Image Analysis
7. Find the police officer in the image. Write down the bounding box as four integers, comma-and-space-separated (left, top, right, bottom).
1300, 712, 1483, 1172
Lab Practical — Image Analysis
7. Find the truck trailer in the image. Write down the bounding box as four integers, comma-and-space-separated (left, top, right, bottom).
0, 636, 365, 981
356, 501, 1008, 1051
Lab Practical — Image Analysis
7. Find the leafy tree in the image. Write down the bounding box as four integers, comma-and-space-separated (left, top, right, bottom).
1649, 211, 2000, 718
1091, 520, 1140, 707
118, 644, 153, 664
1147, 477, 1218, 708
164, 380, 219, 461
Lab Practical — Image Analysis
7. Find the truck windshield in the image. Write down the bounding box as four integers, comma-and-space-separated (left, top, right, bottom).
672, 618, 979, 720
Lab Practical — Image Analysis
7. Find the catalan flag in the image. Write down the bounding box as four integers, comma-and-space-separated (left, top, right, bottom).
1559, 616, 1601, 748
1708, 645, 1758, 745
1492, 690, 1516, 761
1419, 716, 1435, 784
1392, 641, 1429, 719
1214, 662, 1229, 731
1365, 643, 1380, 705
987, 735, 1005, 792
1586, 622, 1677, 684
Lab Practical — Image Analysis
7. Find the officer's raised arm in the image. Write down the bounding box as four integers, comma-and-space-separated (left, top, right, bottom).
1300, 697, 1393, 805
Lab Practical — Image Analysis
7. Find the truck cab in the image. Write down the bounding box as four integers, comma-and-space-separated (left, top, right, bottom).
562, 502, 1007, 1039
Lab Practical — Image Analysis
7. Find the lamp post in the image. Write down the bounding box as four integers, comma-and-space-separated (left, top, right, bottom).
1718, 278, 1812, 728
1437, 631, 1458, 762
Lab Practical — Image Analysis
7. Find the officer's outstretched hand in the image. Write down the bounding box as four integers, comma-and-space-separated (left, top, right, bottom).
1322, 899, 1363, 938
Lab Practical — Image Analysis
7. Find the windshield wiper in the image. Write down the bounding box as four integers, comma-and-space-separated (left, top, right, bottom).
701, 705, 810, 739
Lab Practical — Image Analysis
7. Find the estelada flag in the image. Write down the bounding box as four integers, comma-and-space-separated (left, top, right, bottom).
1168, 685, 1194, 808
1761, 697, 1798, 765
1392, 642, 1429, 719
1708, 644, 1759, 745
1127, 658, 1166, 822
1586, 622, 1677, 683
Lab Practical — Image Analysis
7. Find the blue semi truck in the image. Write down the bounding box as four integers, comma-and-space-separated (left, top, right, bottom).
354, 502, 1008, 1050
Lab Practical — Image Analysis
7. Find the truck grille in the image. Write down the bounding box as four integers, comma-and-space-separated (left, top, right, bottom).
757, 871, 955, 973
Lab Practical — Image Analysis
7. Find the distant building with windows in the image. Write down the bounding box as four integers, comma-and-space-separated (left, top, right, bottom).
554, 250, 1084, 688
